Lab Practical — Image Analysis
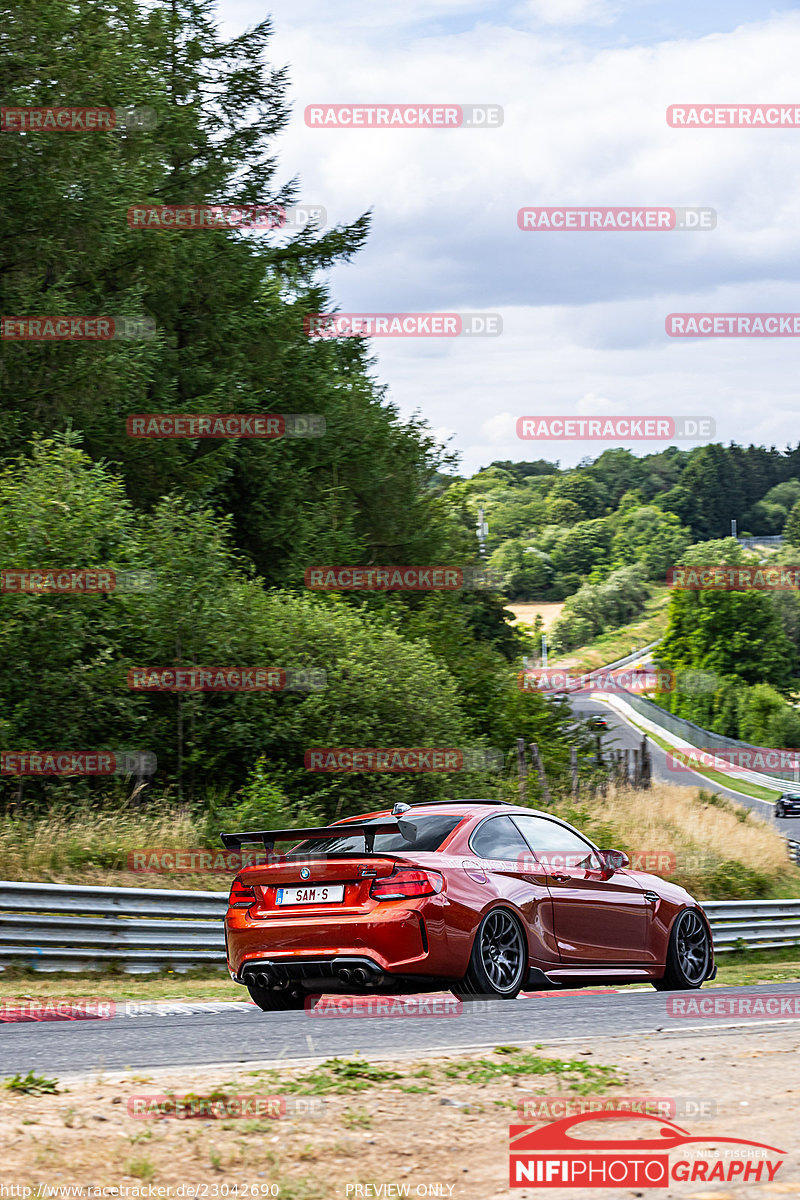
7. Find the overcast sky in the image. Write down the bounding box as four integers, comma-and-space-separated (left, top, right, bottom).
218, 0, 800, 475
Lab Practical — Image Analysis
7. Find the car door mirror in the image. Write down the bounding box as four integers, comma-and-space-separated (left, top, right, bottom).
600, 849, 629, 876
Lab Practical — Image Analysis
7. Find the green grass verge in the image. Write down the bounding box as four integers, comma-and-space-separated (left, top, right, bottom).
241, 1046, 624, 1097
711, 947, 800, 988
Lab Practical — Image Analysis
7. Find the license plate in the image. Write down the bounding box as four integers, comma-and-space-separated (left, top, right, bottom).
275, 885, 345, 906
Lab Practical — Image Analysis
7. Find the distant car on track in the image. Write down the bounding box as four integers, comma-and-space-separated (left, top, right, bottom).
586, 715, 609, 731
775, 793, 800, 818
222, 800, 715, 1011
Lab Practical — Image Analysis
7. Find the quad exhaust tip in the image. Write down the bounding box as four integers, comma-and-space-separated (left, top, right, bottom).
247, 959, 383, 990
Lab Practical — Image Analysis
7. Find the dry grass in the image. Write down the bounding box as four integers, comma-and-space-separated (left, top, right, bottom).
554, 781, 800, 899
1, 781, 798, 900
0, 802, 235, 890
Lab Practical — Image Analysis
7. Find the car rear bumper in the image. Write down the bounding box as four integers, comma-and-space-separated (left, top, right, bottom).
225, 901, 459, 982
237, 955, 447, 992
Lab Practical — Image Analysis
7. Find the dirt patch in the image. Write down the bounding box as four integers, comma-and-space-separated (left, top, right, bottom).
506, 601, 564, 632
0, 1028, 796, 1197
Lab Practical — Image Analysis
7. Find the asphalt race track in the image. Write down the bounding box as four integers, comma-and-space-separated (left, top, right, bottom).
2, 982, 800, 1077
1, 695, 797, 1082
569, 694, 791, 832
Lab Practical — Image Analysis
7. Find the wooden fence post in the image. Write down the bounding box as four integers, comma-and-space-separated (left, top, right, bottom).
529, 741, 552, 805
516, 737, 527, 805
640, 735, 652, 788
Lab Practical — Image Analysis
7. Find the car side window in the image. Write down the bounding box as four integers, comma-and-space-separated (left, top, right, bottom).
511, 815, 602, 872
469, 815, 531, 861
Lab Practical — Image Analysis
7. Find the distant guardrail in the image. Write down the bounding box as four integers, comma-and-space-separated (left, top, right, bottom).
737, 535, 785, 549
620, 692, 800, 786
0, 881, 798, 972
587, 640, 662, 674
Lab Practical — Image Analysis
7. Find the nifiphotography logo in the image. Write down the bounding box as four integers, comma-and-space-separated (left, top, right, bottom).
509, 1111, 785, 1188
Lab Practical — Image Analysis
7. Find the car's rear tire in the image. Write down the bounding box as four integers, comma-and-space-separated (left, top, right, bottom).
246, 980, 307, 1012
452, 908, 527, 1001
652, 908, 711, 991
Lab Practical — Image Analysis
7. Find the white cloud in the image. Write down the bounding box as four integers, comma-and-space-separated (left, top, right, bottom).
516, 0, 619, 27
576, 392, 616, 414
481, 411, 516, 443
217, 2, 800, 473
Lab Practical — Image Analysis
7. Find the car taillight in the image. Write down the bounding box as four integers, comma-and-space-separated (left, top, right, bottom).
369, 868, 444, 900
229, 877, 256, 908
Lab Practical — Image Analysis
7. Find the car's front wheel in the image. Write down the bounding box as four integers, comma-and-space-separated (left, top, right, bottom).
775, 804, 785, 818
452, 908, 528, 1000
652, 908, 711, 991
246, 980, 307, 1012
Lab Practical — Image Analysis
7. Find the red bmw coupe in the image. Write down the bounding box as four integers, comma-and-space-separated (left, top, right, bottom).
222, 799, 715, 1011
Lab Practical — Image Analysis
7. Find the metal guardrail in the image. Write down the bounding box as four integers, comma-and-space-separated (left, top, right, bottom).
589, 639, 662, 674
0, 882, 228, 972
703, 899, 800, 953
620, 691, 799, 786
0, 881, 799, 971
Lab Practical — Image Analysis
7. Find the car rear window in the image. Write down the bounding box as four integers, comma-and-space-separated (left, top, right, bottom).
290, 813, 462, 856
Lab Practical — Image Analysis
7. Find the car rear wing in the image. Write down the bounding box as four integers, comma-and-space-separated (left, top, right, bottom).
220, 820, 404, 854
